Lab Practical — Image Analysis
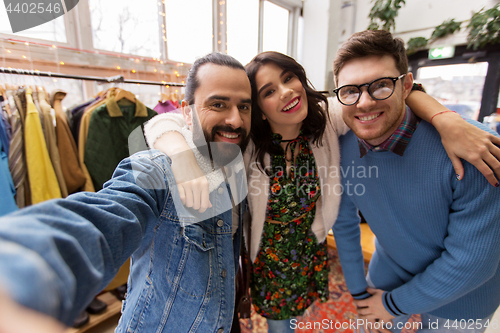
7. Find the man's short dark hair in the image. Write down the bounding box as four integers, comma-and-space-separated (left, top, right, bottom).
333, 30, 408, 85
184, 52, 246, 105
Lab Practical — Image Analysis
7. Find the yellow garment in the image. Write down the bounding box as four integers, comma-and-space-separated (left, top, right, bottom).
24, 89, 61, 203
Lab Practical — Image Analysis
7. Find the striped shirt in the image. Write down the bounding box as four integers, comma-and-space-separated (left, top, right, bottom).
358, 106, 420, 158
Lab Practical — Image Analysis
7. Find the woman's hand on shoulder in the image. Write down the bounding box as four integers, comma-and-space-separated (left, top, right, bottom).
155, 131, 212, 212
433, 112, 500, 186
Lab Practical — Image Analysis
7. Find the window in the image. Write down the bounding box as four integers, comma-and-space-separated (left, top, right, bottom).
0, 10, 67, 43
89, 0, 161, 58
262, 1, 289, 54
227, 0, 259, 66
417, 62, 489, 120
164, 0, 212, 63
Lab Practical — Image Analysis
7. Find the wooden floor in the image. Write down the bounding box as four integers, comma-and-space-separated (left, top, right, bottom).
327, 223, 376, 262
65, 293, 121, 333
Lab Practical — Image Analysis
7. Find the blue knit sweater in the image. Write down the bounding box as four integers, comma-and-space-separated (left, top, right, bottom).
333, 118, 500, 320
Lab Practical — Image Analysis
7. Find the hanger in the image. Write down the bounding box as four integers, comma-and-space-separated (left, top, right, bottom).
160, 92, 169, 103
114, 88, 136, 103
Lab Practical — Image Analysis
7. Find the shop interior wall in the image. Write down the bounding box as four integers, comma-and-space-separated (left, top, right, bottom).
300, 0, 499, 92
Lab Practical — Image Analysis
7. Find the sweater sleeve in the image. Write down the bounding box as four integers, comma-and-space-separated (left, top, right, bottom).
332, 183, 371, 300
384, 164, 500, 316
327, 97, 350, 137
144, 113, 186, 148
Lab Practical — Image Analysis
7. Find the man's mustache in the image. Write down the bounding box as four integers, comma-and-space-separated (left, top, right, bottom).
211, 125, 247, 139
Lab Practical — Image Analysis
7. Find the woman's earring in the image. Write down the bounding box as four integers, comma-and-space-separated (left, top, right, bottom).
262, 114, 267, 120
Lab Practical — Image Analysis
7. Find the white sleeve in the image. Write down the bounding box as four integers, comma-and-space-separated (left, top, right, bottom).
143, 113, 187, 148
327, 97, 350, 137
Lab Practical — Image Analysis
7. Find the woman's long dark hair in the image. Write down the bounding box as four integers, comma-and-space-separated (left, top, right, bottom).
245, 51, 328, 174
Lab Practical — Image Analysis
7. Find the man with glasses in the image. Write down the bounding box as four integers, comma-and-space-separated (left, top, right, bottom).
331, 30, 500, 332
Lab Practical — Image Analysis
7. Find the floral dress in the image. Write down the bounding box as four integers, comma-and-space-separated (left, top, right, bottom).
251, 133, 329, 320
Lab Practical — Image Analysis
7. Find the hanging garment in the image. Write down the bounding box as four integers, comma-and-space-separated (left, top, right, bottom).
38, 90, 68, 197
24, 89, 61, 204
84, 96, 156, 190
1, 96, 12, 143
52, 90, 86, 194
14, 88, 31, 206
153, 100, 179, 114
0, 105, 9, 157
77, 89, 117, 192
0, 125, 17, 216
68, 97, 100, 146
6, 90, 27, 208
32, 90, 48, 145
171, 99, 181, 109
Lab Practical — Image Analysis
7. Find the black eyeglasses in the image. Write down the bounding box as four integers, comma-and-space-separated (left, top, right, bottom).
333, 74, 406, 106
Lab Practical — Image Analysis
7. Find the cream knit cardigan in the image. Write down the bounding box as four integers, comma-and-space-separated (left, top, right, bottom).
144, 98, 349, 262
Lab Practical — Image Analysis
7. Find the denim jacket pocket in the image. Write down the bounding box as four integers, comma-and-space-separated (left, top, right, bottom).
165, 223, 216, 297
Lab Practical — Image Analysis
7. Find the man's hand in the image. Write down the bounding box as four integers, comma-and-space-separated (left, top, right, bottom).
433, 111, 500, 187
0, 291, 65, 333
354, 288, 395, 333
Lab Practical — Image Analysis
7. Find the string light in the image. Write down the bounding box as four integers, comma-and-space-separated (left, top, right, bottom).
22, 55, 26, 58
6, 50, 10, 53
60, 61, 64, 65
153, 69, 157, 72
117, 66, 121, 69
132, 69, 136, 73
52, 45, 56, 48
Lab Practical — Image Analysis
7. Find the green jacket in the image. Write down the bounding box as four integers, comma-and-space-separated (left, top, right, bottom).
84, 98, 157, 190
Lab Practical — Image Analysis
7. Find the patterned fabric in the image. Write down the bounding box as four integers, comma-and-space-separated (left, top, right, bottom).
358, 106, 420, 157
6, 91, 27, 208
251, 133, 329, 320
242, 248, 422, 333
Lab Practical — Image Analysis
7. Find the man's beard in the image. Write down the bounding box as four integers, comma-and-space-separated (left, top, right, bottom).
192, 114, 250, 168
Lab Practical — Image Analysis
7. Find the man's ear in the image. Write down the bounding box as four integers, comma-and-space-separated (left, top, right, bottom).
181, 100, 193, 127
402, 72, 414, 99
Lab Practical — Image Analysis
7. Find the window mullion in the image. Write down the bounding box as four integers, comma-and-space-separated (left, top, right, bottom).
258, 0, 264, 53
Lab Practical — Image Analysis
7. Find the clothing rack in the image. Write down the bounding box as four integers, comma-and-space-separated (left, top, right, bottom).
0, 67, 185, 87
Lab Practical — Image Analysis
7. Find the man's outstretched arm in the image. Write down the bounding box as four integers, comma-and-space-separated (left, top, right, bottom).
0, 151, 170, 326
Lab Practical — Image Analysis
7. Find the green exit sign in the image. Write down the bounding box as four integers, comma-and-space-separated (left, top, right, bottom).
429, 46, 455, 59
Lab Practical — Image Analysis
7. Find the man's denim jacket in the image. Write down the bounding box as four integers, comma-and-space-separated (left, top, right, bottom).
0, 150, 244, 333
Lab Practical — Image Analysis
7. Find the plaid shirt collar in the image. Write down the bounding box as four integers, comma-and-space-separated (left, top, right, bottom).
358, 106, 420, 158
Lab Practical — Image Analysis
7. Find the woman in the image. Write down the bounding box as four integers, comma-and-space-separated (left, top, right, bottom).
144, 51, 500, 332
